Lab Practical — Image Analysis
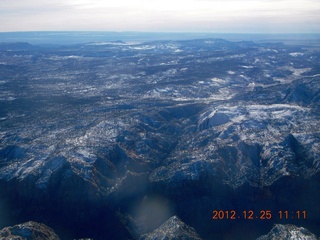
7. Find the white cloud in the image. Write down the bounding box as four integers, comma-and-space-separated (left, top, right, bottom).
0, 0, 319, 32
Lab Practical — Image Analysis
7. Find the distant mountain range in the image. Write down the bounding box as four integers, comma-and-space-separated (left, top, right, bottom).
1, 31, 320, 46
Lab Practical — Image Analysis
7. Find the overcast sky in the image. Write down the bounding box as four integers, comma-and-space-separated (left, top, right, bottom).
1, 0, 319, 33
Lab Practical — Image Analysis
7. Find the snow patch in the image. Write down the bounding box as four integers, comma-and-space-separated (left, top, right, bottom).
211, 77, 225, 83
289, 52, 304, 57
241, 65, 254, 69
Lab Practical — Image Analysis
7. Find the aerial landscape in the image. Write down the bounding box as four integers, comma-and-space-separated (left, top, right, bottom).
0, 0, 320, 240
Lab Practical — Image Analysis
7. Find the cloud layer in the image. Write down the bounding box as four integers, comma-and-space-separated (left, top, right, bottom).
1, 0, 319, 33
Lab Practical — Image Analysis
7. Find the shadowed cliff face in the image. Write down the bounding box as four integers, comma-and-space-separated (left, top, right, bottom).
0, 37, 319, 239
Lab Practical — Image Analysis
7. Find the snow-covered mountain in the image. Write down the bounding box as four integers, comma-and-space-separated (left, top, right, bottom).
0, 37, 319, 239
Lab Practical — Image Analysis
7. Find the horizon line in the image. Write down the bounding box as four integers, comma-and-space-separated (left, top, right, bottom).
1, 31, 320, 35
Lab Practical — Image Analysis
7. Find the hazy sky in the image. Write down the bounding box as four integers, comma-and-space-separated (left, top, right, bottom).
1, 0, 320, 33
